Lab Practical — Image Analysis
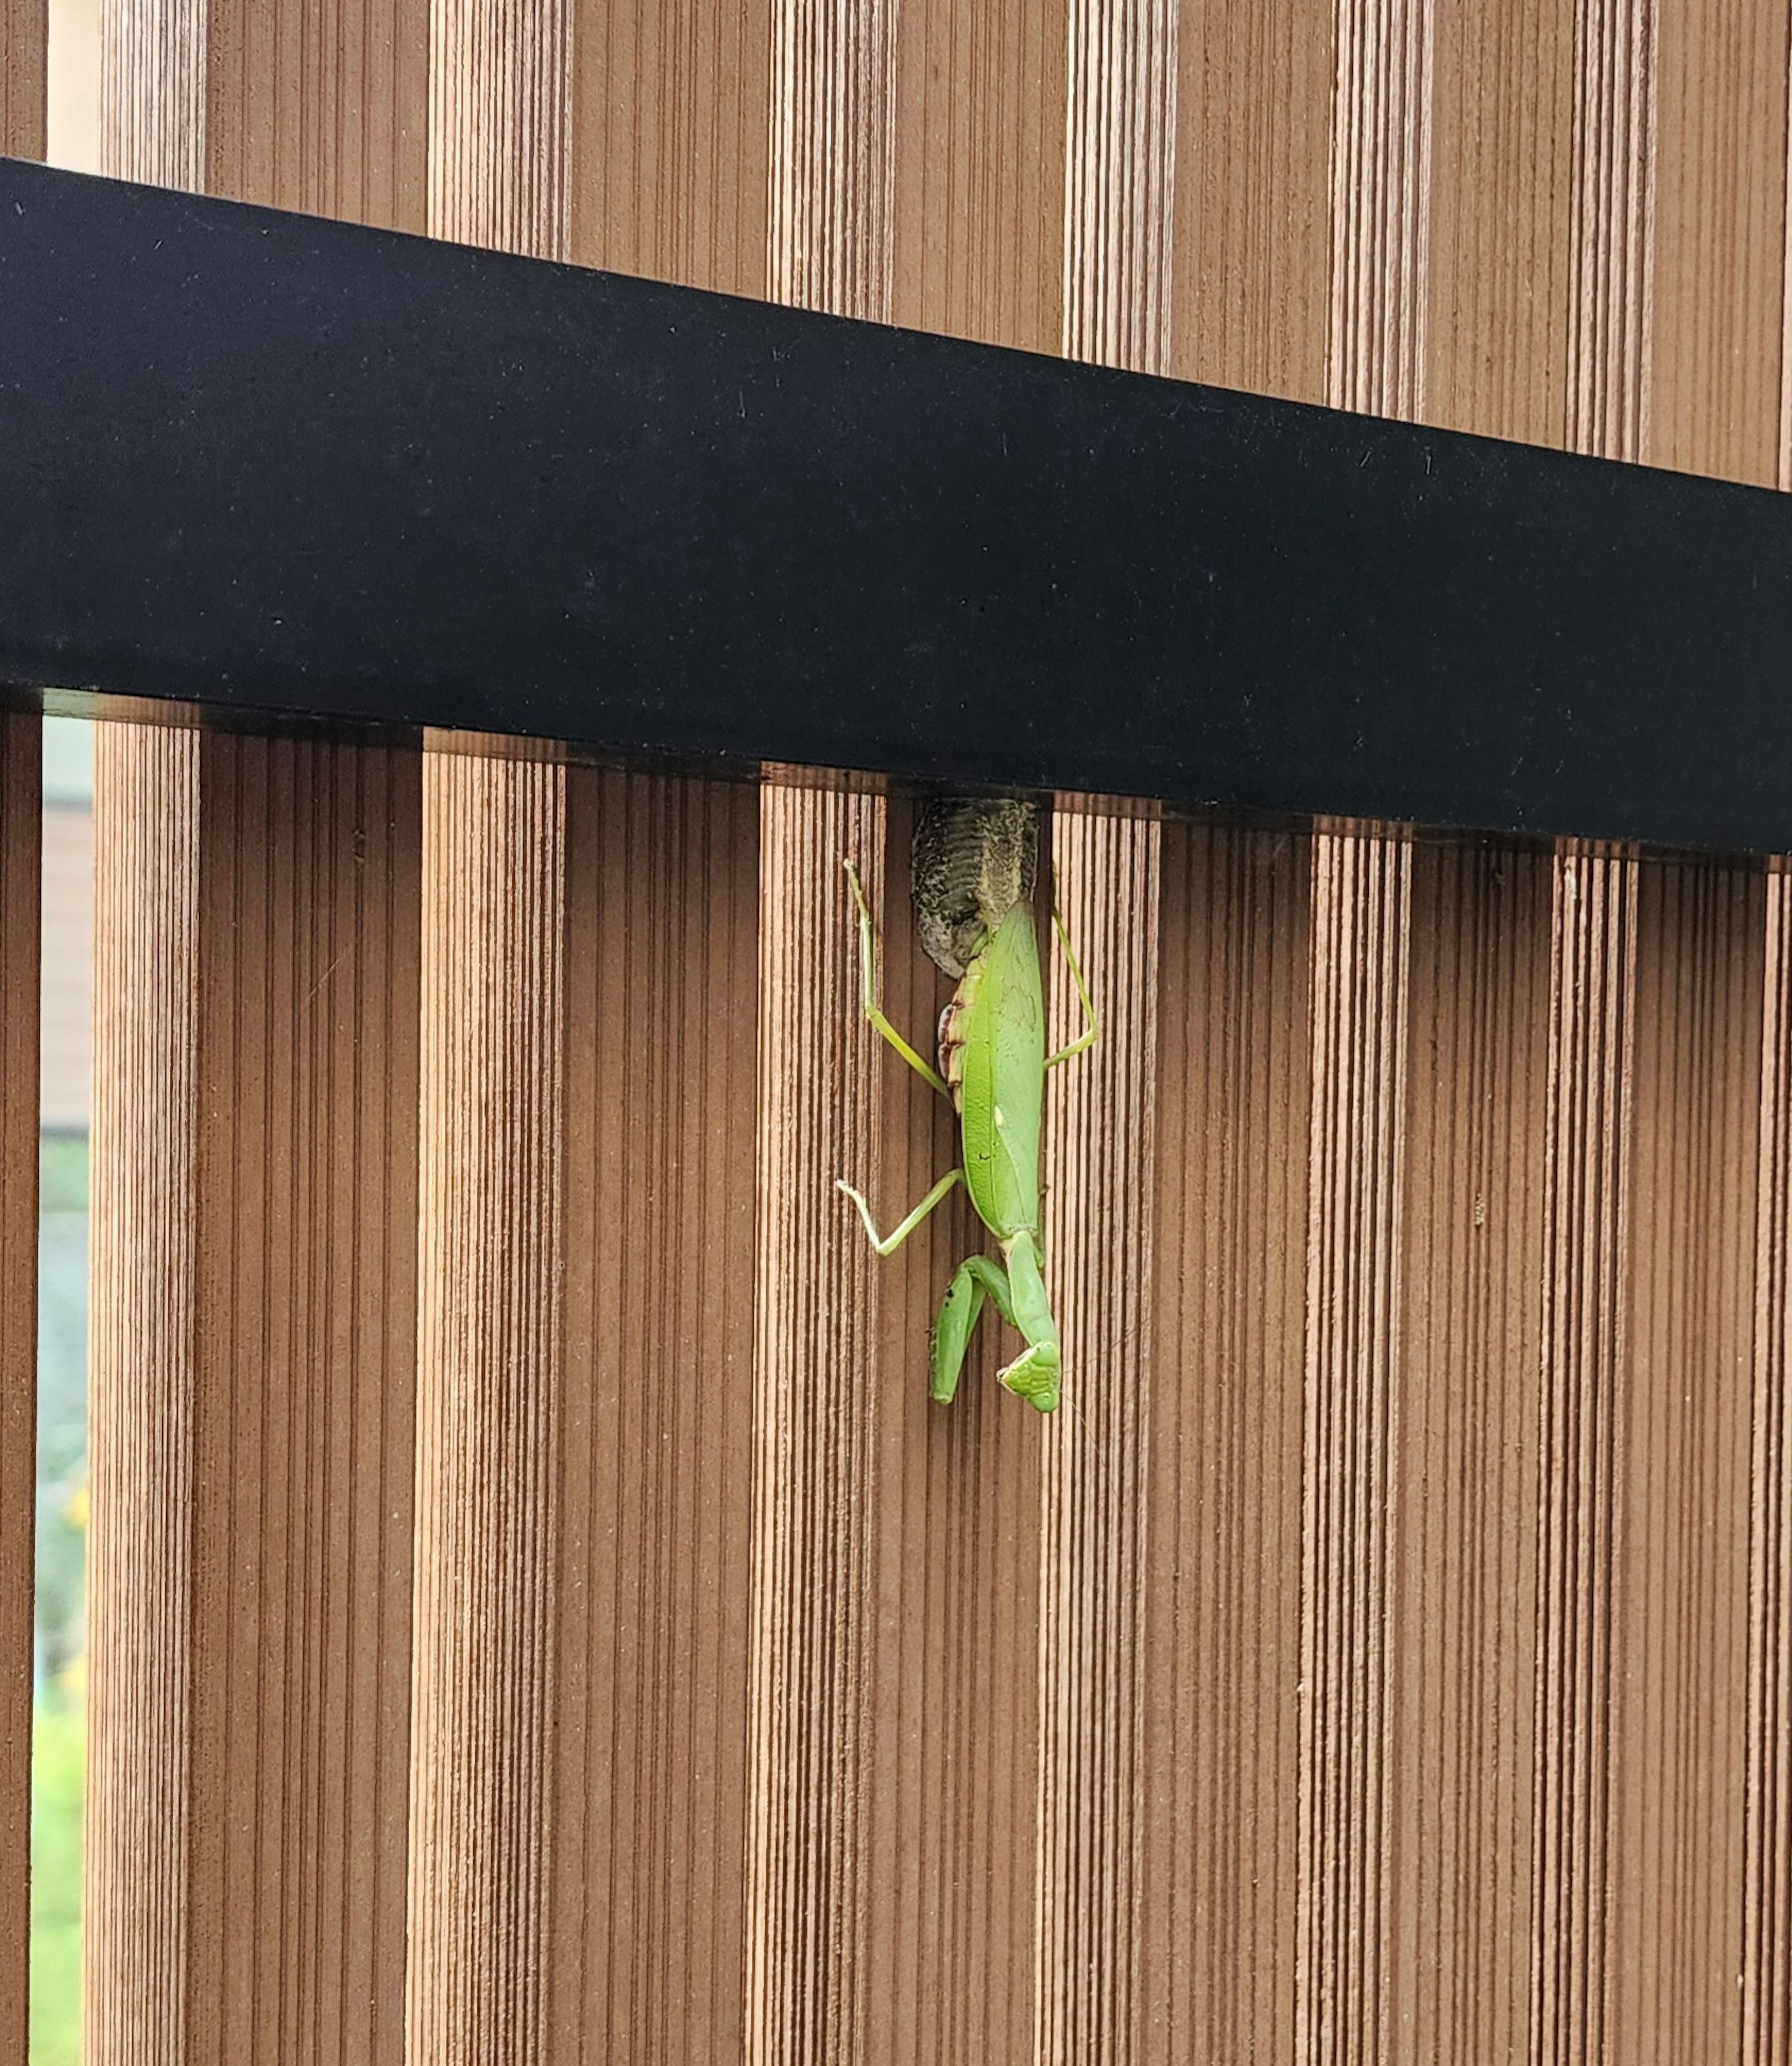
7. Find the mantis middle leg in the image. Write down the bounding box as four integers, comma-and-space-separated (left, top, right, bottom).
838, 1168, 964, 1255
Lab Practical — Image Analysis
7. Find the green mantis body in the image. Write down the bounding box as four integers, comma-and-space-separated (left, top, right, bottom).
837, 822, 1096, 1413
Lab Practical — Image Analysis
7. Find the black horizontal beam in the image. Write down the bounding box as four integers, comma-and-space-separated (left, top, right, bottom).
3, 154, 1791, 853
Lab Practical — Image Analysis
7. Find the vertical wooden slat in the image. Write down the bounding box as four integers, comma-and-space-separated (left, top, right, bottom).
100, 0, 204, 188
1605, 857, 1761, 2060
185, 737, 421, 2065
406, 10, 571, 2053
1139, 822, 1309, 2062
1385, 837, 1551, 2060
87, 722, 198, 2066
547, 768, 759, 2062
1, 0, 46, 158
206, 0, 429, 230
1296, 820, 1412, 2063
746, 780, 883, 2066
570, 0, 770, 296
1169, 0, 1330, 400
91, 14, 428, 2064
889, 0, 1064, 350
1036, 14, 1175, 2059
1648, 0, 1787, 484
0, 714, 41, 2066
1531, 842, 1636, 2066
409, 747, 565, 2059
751, 0, 1053, 2049
1425, 0, 1575, 443
1326, 0, 1431, 419
1747, 866, 1792, 2066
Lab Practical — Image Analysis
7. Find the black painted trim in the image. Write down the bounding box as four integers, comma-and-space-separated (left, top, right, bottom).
3, 155, 1790, 851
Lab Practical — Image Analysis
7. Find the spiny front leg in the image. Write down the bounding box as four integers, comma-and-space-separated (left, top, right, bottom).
993, 1229, 1060, 1413
929, 1253, 1014, 1405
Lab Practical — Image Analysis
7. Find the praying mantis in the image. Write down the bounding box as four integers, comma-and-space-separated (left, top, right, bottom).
836, 799, 1097, 1413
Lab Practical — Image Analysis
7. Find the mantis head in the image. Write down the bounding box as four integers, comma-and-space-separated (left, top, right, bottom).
910, 796, 1040, 978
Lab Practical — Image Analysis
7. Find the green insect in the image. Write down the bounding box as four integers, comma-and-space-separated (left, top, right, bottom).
836, 799, 1097, 1413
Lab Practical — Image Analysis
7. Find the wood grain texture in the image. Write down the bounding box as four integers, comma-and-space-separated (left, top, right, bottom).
750, 785, 1047, 2066
409, 746, 566, 2063
0, 715, 40, 2066
1, 0, 45, 157
1037, 804, 1160, 2066
1647, 0, 1787, 483
1748, 866, 1792, 2066
206, 0, 429, 228
100, 0, 205, 186
1531, 841, 1636, 2066
1387, 837, 1551, 2060
1327, 0, 1432, 417
1604, 856, 1762, 2060
548, 768, 759, 2063
767, 0, 898, 317
889, 0, 1064, 350
1169, 0, 1330, 399
186, 736, 420, 2066
86, 723, 199, 2066
1140, 820, 1309, 2062
91, 21, 429, 2063
408, 19, 572, 2048
1567, 0, 1653, 461
430, 0, 570, 254
1424, 0, 1574, 441
1297, 821, 1412, 2063
570, 0, 770, 294
1039, 22, 1176, 2056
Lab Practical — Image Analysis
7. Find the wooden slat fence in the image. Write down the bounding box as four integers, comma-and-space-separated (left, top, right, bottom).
0, 0, 1789, 2058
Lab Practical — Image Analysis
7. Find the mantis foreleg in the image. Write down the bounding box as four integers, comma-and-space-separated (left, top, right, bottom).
928, 1230, 1062, 1413
843, 857, 950, 1094
837, 1168, 964, 1255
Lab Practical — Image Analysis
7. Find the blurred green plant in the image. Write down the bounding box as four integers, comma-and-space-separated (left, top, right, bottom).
31, 1685, 82, 2064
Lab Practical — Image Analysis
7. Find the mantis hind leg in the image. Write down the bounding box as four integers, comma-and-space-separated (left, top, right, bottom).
1044, 877, 1098, 1070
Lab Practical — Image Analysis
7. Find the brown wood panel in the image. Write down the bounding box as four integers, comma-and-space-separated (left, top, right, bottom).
0, 714, 41, 2066
1, 0, 46, 158
749, 785, 1045, 2065
99, 0, 205, 187
409, 745, 566, 2058
1604, 856, 1762, 2059
548, 768, 758, 2062
86, 722, 199, 2065
407, 14, 572, 2051
570, 0, 770, 295
206, 0, 428, 228
186, 736, 420, 2066
1386, 836, 1551, 2059
1648, 0, 1788, 485
91, 14, 428, 2063
1037, 803, 1161, 2064
1747, 867, 1792, 2065
1297, 820, 1414, 2060
1425, 0, 1575, 442
1532, 842, 1635, 2065
1140, 819, 1309, 2063
889, 0, 1064, 350
1169, 0, 1330, 399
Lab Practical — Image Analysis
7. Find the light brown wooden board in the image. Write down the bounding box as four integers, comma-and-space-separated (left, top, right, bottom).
70, 0, 1792, 2058
0, 715, 40, 2066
